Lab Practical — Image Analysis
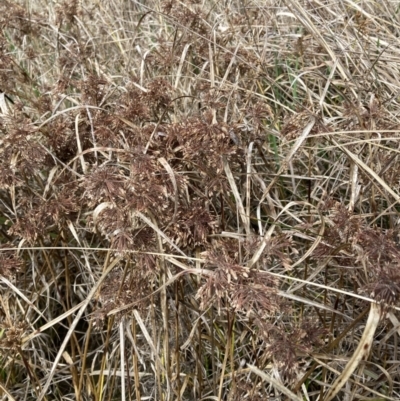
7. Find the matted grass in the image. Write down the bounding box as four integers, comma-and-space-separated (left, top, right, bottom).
1, 0, 400, 400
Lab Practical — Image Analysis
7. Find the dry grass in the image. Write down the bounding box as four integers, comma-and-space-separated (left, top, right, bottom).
1, 0, 400, 400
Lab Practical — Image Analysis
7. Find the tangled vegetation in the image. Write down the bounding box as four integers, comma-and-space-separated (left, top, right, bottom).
1, 0, 400, 400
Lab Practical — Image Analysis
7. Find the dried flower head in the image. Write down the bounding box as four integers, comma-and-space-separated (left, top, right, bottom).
256, 318, 326, 383
0, 244, 24, 280
82, 165, 126, 207
365, 266, 400, 309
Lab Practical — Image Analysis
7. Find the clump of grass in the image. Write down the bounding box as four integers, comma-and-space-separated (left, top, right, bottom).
1, 0, 400, 400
